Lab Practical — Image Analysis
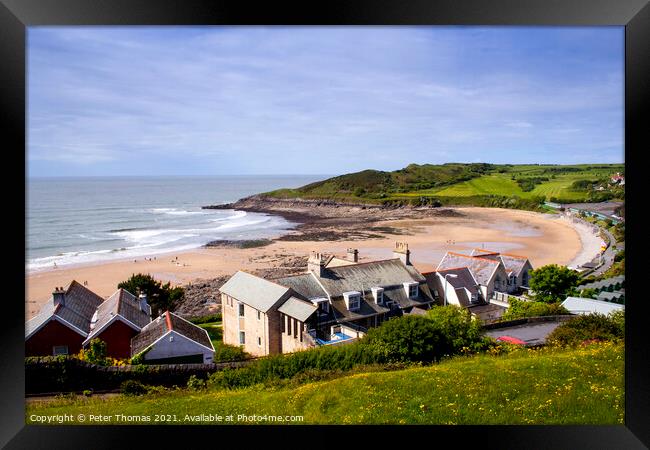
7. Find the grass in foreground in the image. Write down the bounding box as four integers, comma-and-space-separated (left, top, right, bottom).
26, 342, 623, 425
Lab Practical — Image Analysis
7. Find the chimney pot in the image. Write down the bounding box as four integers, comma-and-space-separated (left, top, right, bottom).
347, 248, 359, 263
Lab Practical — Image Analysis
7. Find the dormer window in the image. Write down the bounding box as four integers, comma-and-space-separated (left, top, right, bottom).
343, 291, 361, 311
311, 297, 330, 314
371, 287, 384, 304
403, 282, 419, 299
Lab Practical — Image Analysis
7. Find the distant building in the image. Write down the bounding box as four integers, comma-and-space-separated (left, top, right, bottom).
220, 243, 436, 356
561, 296, 624, 315
131, 311, 215, 364
26, 281, 152, 358
610, 172, 625, 185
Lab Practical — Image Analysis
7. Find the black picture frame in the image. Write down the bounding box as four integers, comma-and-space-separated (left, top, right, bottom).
1, 0, 648, 448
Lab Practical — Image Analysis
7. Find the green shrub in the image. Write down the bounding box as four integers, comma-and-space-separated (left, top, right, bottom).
188, 313, 222, 324
186, 375, 207, 391
120, 380, 148, 396
502, 299, 571, 320
425, 305, 490, 354
546, 313, 624, 347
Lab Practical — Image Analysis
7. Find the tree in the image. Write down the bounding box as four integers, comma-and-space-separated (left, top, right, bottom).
118, 273, 184, 316
528, 264, 581, 303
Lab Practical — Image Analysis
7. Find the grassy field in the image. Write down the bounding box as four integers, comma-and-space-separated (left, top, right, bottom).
26, 342, 623, 425
261, 163, 623, 207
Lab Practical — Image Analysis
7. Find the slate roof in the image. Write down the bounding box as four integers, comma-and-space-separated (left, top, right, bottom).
437, 252, 502, 286
561, 297, 625, 315
497, 254, 531, 277
469, 249, 531, 277
220, 271, 290, 312
273, 273, 328, 300
131, 311, 213, 356
26, 280, 105, 338
85, 288, 150, 343
315, 258, 426, 298
278, 296, 318, 322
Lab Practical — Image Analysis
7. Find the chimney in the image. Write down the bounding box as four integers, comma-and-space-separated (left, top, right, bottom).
139, 293, 151, 317
52, 286, 66, 307
393, 242, 411, 265
308, 251, 327, 277
347, 248, 359, 263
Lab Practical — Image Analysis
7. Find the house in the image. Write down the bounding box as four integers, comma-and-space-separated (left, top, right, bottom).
561, 297, 625, 315
220, 242, 436, 356
436, 251, 509, 302
469, 249, 533, 293
427, 267, 481, 307
26, 281, 105, 356
82, 289, 152, 359
130, 311, 215, 364
26, 280, 152, 358
610, 172, 625, 185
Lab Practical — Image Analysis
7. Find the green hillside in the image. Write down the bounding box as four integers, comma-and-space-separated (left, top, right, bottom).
263, 163, 624, 209
26, 342, 623, 425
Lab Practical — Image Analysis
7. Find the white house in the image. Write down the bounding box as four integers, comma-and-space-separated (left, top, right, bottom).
130, 311, 215, 364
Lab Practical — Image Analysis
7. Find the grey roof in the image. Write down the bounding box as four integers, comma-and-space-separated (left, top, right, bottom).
220, 271, 290, 312
498, 254, 532, 277
26, 280, 105, 338
274, 273, 328, 299
330, 293, 390, 321
436, 267, 479, 291
561, 297, 625, 315
85, 288, 150, 343
131, 311, 213, 356
315, 258, 425, 298
437, 252, 502, 286
597, 291, 625, 302
278, 296, 318, 322
455, 288, 471, 307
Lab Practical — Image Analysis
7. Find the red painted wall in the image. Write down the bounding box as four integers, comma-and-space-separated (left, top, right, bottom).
25, 320, 85, 356
93, 320, 139, 360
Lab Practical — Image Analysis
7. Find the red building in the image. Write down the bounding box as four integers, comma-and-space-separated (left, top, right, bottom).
82, 288, 152, 359
26, 281, 151, 359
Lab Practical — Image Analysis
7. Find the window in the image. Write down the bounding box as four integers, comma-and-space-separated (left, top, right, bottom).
343, 291, 361, 311
239, 331, 246, 345
257, 336, 262, 347
257, 310, 261, 320
319, 302, 329, 314
348, 295, 360, 310
238, 303, 245, 317
408, 284, 418, 298
52, 345, 68, 356
287, 316, 292, 335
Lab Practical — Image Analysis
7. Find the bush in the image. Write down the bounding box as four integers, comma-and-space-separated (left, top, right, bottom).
77, 338, 108, 366
546, 313, 624, 347
120, 380, 148, 396
188, 313, 222, 324
502, 299, 571, 320
186, 375, 207, 391
425, 305, 490, 354
362, 315, 444, 363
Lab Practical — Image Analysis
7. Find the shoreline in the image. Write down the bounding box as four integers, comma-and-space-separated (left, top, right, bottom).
26, 206, 603, 319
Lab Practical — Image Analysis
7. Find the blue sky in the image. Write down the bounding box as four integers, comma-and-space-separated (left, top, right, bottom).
27, 26, 624, 177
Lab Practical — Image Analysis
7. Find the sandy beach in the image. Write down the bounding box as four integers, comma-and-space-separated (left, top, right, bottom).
25, 206, 603, 319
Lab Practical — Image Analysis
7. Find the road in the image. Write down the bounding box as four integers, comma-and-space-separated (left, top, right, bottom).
591, 226, 618, 277
484, 322, 563, 346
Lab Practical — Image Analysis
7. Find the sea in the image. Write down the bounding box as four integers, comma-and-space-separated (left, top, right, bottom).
26, 175, 326, 273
